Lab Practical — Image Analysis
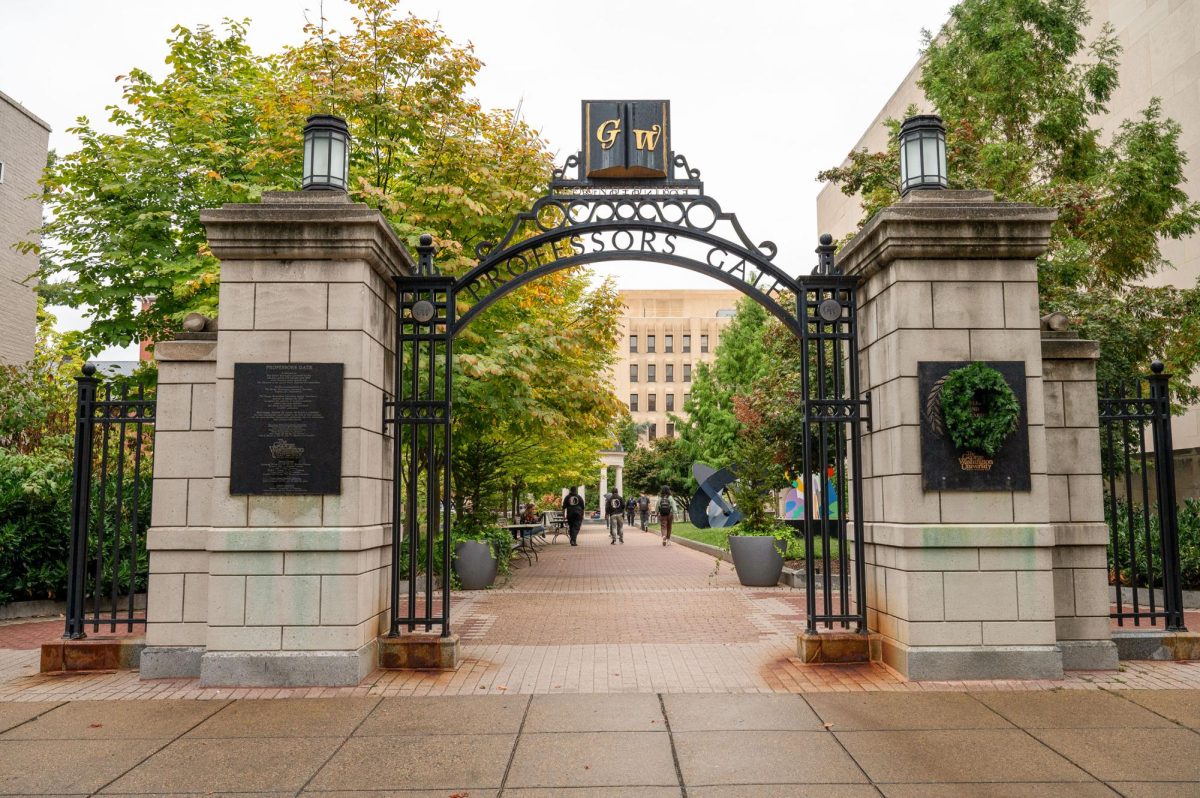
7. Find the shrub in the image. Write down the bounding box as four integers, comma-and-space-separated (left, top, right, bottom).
0, 447, 74, 604
1106, 497, 1200, 591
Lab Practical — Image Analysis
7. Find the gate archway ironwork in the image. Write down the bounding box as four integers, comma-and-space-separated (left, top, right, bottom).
387, 130, 870, 640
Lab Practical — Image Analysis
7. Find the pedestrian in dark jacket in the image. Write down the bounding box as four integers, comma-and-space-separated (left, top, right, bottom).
562, 487, 585, 546
658, 486, 674, 546
637, 493, 651, 531
605, 492, 626, 544
625, 494, 637, 525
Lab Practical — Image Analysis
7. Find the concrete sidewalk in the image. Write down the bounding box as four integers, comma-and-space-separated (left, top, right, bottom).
3, 690, 1200, 795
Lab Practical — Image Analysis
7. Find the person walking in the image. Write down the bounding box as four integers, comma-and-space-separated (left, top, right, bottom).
637, 492, 650, 531
625, 493, 637, 525
657, 486, 674, 546
562, 487, 585, 546
606, 491, 626, 544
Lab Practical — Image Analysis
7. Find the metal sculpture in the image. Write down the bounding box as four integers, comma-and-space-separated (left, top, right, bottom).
687, 462, 742, 529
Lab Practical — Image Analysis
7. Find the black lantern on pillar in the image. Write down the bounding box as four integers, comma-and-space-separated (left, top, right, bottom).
302, 114, 350, 191
898, 114, 947, 196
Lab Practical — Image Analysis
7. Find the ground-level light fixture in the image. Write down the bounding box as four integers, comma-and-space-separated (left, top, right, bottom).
302, 114, 351, 191
898, 114, 947, 196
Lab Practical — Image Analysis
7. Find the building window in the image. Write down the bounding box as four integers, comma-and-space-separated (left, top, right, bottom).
648, 393, 657, 411
629, 393, 638, 412
666, 393, 674, 412
648, 364, 656, 382
666, 364, 674, 382
666, 422, 675, 438
647, 423, 657, 441
630, 364, 638, 383
683, 363, 691, 382
629, 335, 638, 353
684, 392, 691, 406
665, 334, 673, 353
700, 334, 709, 353
716, 308, 736, 317
647, 334, 656, 353
682, 334, 691, 353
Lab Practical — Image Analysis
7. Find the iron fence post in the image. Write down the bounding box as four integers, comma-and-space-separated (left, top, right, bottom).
1148, 362, 1187, 631
64, 364, 99, 639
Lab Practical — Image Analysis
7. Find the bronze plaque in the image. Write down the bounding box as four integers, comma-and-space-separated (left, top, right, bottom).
230, 362, 343, 495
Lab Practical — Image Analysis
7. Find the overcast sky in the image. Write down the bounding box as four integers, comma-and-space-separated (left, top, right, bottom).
2, 0, 954, 358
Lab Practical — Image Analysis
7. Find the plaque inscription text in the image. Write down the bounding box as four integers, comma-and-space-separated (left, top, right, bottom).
230, 362, 343, 495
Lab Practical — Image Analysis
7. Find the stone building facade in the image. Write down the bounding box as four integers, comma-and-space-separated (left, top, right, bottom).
0, 89, 49, 365
615, 289, 740, 443
814, 0, 1200, 482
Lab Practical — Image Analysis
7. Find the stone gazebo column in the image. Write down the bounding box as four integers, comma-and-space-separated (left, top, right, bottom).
836, 189, 1111, 680
194, 191, 411, 687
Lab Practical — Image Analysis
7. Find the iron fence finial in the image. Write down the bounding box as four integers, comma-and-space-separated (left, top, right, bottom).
417, 233, 436, 276
815, 233, 837, 275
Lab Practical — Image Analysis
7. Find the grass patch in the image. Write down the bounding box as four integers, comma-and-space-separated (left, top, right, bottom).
671, 521, 842, 561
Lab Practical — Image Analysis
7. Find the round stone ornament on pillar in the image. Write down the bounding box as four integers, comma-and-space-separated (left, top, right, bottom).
302, 114, 351, 192
898, 114, 948, 196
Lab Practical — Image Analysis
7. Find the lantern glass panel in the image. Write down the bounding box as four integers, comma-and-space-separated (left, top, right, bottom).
313, 135, 330, 180
937, 137, 947, 179
905, 139, 920, 186
332, 136, 347, 184
921, 135, 939, 180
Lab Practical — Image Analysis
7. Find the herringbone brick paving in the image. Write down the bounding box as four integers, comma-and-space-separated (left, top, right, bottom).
3, 523, 1200, 700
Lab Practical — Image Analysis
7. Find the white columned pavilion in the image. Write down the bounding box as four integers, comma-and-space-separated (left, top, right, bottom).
598, 448, 627, 518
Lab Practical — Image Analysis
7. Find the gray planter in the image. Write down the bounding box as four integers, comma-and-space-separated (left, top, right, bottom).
729, 535, 785, 587
453, 540, 497, 590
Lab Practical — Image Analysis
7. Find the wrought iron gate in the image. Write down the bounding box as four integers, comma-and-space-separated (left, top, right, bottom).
386, 124, 869, 638
1099, 363, 1186, 630
64, 365, 155, 639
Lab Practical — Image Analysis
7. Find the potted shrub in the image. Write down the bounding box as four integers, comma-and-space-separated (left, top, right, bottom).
451, 514, 510, 590
725, 397, 788, 587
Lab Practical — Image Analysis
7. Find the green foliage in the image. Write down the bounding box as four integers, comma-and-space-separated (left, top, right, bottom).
450, 511, 512, 576
624, 437, 692, 497
727, 396, 786, 535
938, 363, 1021, 456
0, 304, 85, 454
818, 0, 1200, 397
676, 295, 769, 470
1107, 498, 1200, 591
0, 449, 73, 604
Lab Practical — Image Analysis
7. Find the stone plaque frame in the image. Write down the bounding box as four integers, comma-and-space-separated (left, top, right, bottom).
230, 362, 343, 495
919, 360, 1031, 492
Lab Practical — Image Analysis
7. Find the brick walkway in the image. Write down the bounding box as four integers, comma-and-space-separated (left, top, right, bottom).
4, 523, 1200, 700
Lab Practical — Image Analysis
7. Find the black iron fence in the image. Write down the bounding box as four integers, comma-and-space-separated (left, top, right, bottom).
1099, 363, 1186, 630
64, 364, 155, 639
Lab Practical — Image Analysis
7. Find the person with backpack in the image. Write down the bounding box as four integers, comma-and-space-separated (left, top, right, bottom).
637, 492, 651, 531
605, 491, 626, 544
625, 493, 637, 525
561, 486, 585, 546
657, 486, 674, 546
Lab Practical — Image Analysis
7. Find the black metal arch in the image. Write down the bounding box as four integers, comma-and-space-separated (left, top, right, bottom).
451, 220, 804, 338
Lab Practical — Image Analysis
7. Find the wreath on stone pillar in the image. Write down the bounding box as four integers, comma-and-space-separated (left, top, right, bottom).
929, 362, 1021, 458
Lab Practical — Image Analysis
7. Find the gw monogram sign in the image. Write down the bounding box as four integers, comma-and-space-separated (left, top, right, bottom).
583, 100, 671, 180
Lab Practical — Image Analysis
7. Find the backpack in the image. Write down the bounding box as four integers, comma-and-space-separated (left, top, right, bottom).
607, 495, 623, 512
658, 496, 672, 514
638, 496, 649, 511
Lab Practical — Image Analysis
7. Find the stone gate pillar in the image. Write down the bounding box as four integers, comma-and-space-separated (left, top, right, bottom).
836, 189, 1111, 680
187, 191, 411, 686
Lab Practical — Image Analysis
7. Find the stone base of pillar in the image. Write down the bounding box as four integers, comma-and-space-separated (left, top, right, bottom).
41, 636, 144, 673
797, 631, 881, 664
199, 641, 377, 687
1112, 630, 1200, 661
885, 642, 1064, 681
1058, 640, 1119, 671
378, 633, 459, 670
140, 646, 204, 679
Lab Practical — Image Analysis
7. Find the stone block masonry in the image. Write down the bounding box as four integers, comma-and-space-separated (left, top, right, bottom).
143, 191, 413, 686
838, 190, 1114, 680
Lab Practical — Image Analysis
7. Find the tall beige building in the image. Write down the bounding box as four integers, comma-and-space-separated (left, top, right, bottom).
0, 90, 49, 365
615, 289, 741, 444
816, 0, 1200, 450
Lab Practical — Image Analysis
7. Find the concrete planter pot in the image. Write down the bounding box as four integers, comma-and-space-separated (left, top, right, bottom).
452, 540, 497, 590
729, 535, 785, 587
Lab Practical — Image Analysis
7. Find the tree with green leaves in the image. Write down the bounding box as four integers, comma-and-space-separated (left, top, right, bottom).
818, 0, 1200, 398
674, 295, 770, 470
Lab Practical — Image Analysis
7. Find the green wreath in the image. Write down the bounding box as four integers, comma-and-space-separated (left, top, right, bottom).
939, 362, 1020, 457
